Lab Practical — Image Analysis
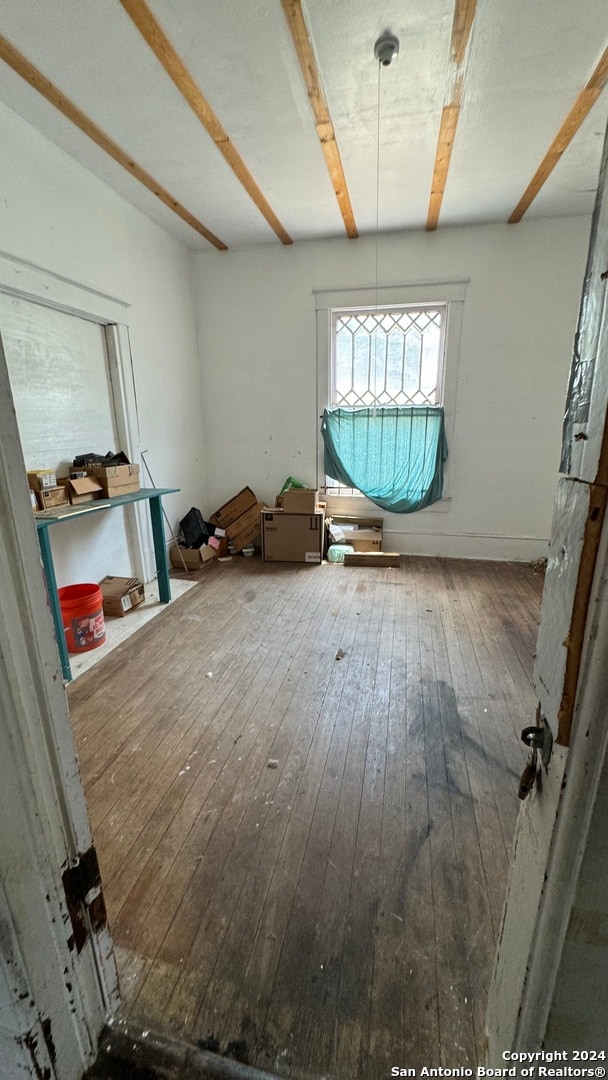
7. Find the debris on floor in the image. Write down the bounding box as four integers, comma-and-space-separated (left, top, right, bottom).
225, 1040, 249, 1064
197, 1035, 220, 1053
335, 648, 345, 660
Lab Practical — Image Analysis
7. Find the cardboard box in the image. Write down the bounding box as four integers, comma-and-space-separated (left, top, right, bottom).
36, 486, 69, 510
28, 468, 57, 491
282, 488, 319, 514
211, 487, 264, 552
328, 514, 383, 531
261, 510, 325, 563
328, 514, 383, 552
99, 575, 146, 617
211, 486, 258, 529
207, 534, 230, 557
342, 528, 382, 553
343, 551, 401, 567
229, 502, 265, 550
88, 463, 140, 497
170, 543, 216, 570
59, 476, 104, 505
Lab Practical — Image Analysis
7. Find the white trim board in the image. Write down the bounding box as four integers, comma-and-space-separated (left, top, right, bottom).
315, 280, 467, 502
0, 247, 131, 323
0, 249, 155, 584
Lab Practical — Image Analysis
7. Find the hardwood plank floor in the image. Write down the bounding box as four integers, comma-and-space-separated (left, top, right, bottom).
68, 556, 544, 1078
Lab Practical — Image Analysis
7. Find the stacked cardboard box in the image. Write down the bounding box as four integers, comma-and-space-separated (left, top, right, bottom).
281, 488, 321, 514
27, 469, 57, 492
88, 463, 140, 497
28, 458, 140, 510
28, 468, 69, 511
327, 514, 384, 553
211, 486, 264, 552
260, 485, 325, 563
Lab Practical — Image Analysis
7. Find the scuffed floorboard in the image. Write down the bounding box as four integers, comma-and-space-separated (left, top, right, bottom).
70, 556, 543, 1079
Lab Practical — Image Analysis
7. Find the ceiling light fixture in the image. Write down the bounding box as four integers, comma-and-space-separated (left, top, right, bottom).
374, 33, 399, 67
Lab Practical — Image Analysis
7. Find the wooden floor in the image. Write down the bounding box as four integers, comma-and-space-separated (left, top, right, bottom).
68, 556, 543, 1079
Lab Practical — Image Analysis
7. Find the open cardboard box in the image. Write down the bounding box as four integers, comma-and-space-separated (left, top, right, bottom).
99, 575, 146, 617
328, 513, 383, 552
170, 543, 217, 570
59, 476, 104, 505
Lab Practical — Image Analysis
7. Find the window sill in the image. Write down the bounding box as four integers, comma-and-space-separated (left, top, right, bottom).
322, 494, 452, 515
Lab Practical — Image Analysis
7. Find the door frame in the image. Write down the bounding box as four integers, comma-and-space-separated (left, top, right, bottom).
0, 326, 119, 1076
0, 247, 152, 583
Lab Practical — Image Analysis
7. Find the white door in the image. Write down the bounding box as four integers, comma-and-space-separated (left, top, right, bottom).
486, 125, 608, 1053
0, 329, 119, 1077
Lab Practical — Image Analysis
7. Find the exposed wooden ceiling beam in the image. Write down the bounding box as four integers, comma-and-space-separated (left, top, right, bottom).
426, 0, 477, 231
509, 47, 608, 224
280, 0, 358, 239
426, 105, 460, 232
119, 0, 292, 246
0, 33, 226, 250
451, 0, 477, 67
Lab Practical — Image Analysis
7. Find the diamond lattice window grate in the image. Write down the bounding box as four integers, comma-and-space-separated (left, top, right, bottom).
332, 307, 444, 410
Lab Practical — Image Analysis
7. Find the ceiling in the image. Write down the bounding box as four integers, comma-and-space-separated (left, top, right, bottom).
0, 0, 606, 251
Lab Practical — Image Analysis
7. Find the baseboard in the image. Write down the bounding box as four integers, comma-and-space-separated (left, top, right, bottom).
383, 530, 550, 561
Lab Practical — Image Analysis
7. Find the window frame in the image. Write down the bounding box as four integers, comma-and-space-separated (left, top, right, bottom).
315, 281, 467, 511
330, 302, 448, 411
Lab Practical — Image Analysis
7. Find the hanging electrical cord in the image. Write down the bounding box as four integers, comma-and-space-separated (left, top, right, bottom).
374, 50, 381, 317
372, 34, 399, 412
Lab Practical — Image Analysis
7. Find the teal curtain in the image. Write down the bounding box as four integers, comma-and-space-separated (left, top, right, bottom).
321, 406, 447, 513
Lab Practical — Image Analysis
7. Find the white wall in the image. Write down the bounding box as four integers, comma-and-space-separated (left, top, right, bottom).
193, 218, 591, 560
0, 95, 592, 566
0, 101, 206, 585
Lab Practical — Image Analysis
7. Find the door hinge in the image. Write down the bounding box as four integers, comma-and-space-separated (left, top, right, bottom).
62, 845, 107, 954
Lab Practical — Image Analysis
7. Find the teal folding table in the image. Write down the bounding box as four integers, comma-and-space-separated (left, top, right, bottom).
35, 487, 178, 682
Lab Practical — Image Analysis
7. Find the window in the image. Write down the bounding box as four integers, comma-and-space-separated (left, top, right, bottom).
327, 304, 446, 494
316, 283, 465, 506
332, 305, 446, 409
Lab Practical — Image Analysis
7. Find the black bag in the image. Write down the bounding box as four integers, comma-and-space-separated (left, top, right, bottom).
180, 507, 213, 549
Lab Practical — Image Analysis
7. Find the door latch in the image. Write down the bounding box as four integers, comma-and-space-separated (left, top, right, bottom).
518, 718, 553, 801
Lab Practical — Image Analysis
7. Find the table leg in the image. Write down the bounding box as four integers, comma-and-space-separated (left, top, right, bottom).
149, 495, 171, 603
37, 526, 72, 682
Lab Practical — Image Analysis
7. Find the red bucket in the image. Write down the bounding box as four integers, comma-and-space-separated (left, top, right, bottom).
59, 583, 106, 654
